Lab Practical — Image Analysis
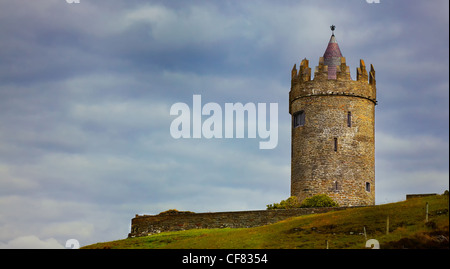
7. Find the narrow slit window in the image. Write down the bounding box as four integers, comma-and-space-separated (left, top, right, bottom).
334, 138, 338, 152
334, 181, 339, 191
365, 182, 371, 192
293, 110, 305, 127
347, 111, 352, 127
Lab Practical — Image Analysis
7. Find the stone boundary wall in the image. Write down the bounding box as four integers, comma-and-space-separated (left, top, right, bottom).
406, 193, 437, 200
129, 207, 353, 238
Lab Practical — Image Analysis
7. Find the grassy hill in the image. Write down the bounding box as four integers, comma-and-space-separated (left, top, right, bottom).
83, 194, 449, 249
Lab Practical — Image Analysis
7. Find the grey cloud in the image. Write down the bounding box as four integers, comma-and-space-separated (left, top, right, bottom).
0, 235, 64, 249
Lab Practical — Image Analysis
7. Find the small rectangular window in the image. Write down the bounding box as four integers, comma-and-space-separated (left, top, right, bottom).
334, 138, 338, 152
365, 182, 371, 192
293, 110, 305, 127
347, 111, 352, 127
334, 181, 339, 191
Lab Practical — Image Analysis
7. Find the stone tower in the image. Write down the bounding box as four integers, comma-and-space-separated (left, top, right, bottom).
289, 26, 377, 206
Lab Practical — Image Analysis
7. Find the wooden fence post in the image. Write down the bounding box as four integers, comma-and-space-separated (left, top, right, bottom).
386, 216, 389, 235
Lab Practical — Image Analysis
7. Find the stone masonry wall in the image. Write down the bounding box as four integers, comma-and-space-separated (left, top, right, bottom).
406, 193, 437, 200
129, 207, 350, 238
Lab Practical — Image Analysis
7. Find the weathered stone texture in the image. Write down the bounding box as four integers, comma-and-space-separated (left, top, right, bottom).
289, 57, 376, 207
129, 207, 349, 237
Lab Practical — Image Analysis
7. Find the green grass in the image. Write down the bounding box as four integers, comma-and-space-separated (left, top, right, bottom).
83, 195, 449, 249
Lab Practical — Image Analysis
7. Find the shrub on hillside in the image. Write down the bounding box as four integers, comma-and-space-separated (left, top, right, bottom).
158, 209, 195, 215
300, 194, 339, 208
267, 194, 339, 209
266, 196, 301, 210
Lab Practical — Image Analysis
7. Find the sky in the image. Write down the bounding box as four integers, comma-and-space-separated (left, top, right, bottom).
0, 0, 448, 248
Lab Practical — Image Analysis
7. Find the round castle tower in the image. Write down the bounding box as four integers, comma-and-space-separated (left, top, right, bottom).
289, 27, 377, 206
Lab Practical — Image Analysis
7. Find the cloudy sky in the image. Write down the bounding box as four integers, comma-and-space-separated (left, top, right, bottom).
0, 0, 448, 248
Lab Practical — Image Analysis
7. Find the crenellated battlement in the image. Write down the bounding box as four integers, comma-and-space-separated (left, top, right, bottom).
291, 57, 375, 84
291, 58, 312, 83
357, 59, 376, 86
289, 57, 377, 114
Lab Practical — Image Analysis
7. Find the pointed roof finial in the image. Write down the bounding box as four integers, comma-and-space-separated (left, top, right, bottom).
324, 25, 342, 79
330, 25, 336, 35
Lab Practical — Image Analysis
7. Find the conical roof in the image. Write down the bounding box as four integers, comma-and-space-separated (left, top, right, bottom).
323, 34, 343, 79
